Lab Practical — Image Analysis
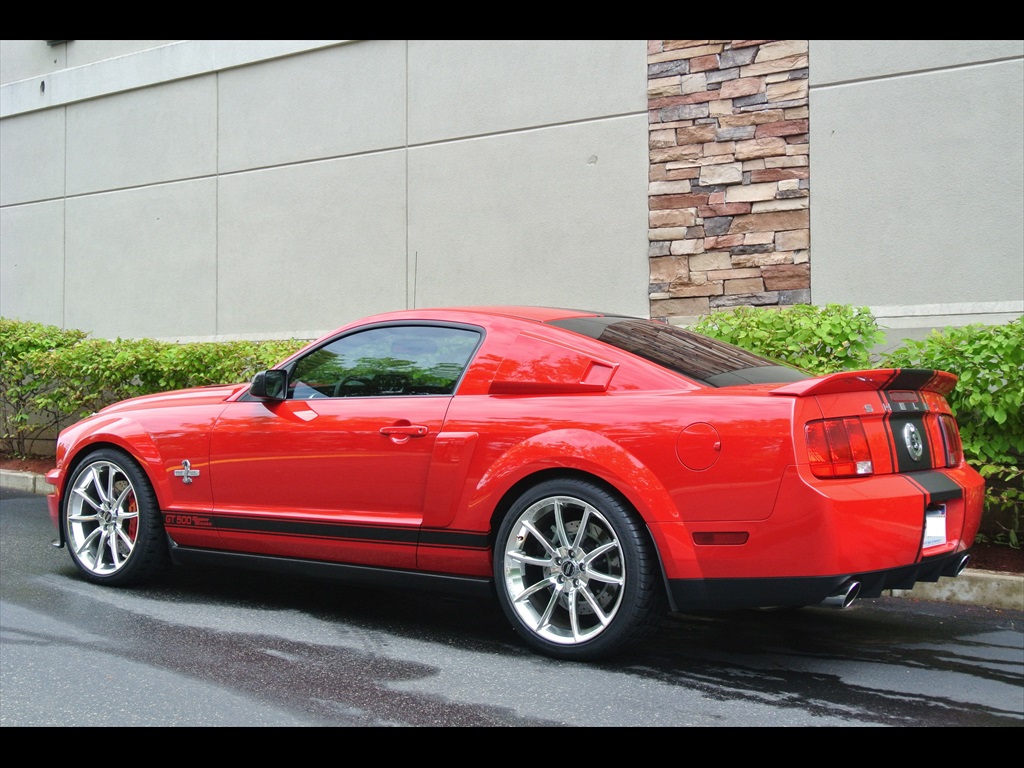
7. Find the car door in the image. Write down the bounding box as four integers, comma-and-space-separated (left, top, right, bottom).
207, 323, 482, 568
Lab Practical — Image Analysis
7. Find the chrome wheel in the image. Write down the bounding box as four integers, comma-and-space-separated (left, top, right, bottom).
67, 459, 140, 576
63, 449, 168, 585
495, 479, 664, 659
502, 494, 625, 645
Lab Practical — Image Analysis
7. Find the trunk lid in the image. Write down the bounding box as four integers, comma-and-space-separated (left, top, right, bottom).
771, 368, 963, 477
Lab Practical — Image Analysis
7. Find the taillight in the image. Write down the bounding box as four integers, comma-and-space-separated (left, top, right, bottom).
805, 417, 874, 478
937, 413, 964, 467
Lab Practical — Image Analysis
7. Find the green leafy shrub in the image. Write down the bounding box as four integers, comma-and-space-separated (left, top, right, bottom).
974, 465, 1022, 548
0, 319, 88, 456
0, 318, 307, 456
882, 318, 1023, 466
691, 304, 885, 374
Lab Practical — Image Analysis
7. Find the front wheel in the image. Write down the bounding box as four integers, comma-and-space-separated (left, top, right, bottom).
63, 448, 169, 586
494, 478, 666, 660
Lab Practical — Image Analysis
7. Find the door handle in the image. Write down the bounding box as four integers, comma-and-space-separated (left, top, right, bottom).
379, 425, 429, 438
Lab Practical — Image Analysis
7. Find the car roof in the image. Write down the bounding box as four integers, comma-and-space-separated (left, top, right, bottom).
378, 306, 615, 323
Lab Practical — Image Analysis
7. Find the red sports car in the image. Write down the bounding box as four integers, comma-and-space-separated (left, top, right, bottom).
46, 307, 985, 660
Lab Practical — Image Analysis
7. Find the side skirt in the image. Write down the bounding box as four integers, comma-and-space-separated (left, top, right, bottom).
167, 542, 495, 599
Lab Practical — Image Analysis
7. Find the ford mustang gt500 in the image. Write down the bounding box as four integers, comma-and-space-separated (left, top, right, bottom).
46, 307, 984, 660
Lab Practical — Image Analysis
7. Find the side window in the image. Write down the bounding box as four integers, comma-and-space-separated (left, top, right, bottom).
288, 325, 480, 399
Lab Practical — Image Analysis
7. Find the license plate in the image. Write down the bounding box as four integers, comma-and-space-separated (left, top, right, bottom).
924, 505, 947, 548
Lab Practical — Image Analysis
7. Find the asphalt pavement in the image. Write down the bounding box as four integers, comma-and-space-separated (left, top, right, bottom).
3, 468, 1020, 613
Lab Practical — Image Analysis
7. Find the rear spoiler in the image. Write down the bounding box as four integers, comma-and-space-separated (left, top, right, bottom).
770, 369, 957, 397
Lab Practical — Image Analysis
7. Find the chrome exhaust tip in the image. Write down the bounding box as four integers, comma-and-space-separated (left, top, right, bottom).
944, 553, 971, 577
822, 580, 860, 609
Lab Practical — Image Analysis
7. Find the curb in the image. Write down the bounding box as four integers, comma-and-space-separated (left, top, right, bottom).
889, 568, 1023, 612
3, 469, 1021, 612
1, 469, 54, 495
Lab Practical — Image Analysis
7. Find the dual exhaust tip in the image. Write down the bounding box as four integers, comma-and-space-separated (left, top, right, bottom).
822, 579, 861, 609
820, 553, 971, 609
946, 553, 971, 577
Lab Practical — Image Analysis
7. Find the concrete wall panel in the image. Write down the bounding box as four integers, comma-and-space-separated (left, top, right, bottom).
217, 41, 406, 173
0, 39, 68, 85
64, 40, 180, 69
408, 115, 649, 316
66, 75, 217, 196
216, 151, 408, 337
810, 39, 1024, 86
408, 40, 647, 144
0, 107, 65, 206
0, 199, 64, 324
0, 39, 180, 85
64, 179, 217, 339
809, 51, 1024, 333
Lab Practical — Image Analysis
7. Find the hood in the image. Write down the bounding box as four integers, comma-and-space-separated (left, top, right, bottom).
97, 382, 249, 415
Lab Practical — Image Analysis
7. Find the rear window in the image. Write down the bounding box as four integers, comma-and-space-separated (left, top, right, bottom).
547, 315, 808, 387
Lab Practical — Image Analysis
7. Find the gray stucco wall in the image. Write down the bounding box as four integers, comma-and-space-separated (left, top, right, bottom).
808, 40, 1024, 344
1, 40, 649, 341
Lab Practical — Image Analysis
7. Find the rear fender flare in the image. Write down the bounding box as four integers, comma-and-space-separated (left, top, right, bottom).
473, 428, 680, 528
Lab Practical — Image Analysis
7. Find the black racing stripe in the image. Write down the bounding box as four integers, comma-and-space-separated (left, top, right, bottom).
885, 369, 936, 390
910, 470, 963, 503
418, 529, 489, 549
902, 474, 928, 497
897, 471, 962, 564
889, 414, 933, 473
163, 512, 490, 550
880, 369, 902, 388
882, 390, 930, 413
212, 515, 419, 544
878, 392, 899, 470
898, 475, 929, 564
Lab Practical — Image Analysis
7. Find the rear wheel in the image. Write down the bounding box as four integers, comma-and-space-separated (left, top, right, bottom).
494, 478, 666, 660
63, 448, 169, 586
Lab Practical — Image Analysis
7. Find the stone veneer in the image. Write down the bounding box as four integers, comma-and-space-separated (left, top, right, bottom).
647, 40, 810, 324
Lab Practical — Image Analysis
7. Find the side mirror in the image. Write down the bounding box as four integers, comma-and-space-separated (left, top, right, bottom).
250, 370, 287, 400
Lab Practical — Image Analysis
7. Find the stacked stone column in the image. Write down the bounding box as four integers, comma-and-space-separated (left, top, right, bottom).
648, 40, 810, 323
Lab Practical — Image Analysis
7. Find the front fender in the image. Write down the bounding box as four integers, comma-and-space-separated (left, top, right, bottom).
53, 412, 214, 516
54, 416, 167, 502
48, 415, 166, 539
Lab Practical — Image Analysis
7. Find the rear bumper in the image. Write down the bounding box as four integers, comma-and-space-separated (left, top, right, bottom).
667, 547, 973, 611
650, 462, 985, 587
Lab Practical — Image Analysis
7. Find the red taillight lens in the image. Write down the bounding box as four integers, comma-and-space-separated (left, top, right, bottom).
937, 413, 964, 467
805, 417, 874, 478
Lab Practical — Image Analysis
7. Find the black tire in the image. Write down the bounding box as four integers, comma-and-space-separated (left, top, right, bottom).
494, 477, 666, 660
62, 448, 169, 586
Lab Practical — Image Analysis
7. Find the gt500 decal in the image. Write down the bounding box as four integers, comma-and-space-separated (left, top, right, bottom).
165, 513, 213, 528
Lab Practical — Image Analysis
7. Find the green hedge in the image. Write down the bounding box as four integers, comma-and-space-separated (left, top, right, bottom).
1, 319, 89, 458
692, 303, 885, 374
0, 317, 306, 456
